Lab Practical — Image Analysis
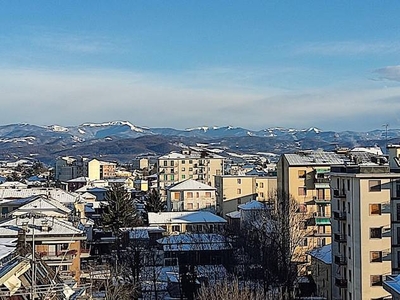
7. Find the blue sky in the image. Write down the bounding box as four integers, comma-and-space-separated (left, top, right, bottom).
1, 1, 400, 131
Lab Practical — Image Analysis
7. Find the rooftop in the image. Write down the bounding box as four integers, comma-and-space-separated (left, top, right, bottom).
283, 151, 343, 166
148, 211, 226, 224
308, 244, 332, 265
167, 179, 216, 191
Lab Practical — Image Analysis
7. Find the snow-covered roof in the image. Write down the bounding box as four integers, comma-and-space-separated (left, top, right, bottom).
283, 151, 343, 166
0, 182, 28, 189
167, 179, 215, 191
0, 188, 79, 204
80, 192, 96, 200
67, 177, 90, 183
157, 233, 231, 251
226, 211, 241, 219
10, 195, 71, 217
238, 200, 265, 210
0, 216, 85, 238
308, 244, 332, 264
159, 151, 224, 160
0, 238, 16, 260
148, 211, 226, 225
384, 274, 400, 296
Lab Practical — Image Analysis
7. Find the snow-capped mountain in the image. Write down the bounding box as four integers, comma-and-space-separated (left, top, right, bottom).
0, 120, 398, 163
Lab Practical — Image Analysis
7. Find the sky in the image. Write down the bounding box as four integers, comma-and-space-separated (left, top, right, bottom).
1, 1, 400, 131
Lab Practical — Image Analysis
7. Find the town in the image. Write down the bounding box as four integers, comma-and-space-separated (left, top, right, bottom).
0, 141, 398, 300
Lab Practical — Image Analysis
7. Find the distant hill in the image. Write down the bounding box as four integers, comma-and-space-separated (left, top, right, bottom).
0, 121, 397, 164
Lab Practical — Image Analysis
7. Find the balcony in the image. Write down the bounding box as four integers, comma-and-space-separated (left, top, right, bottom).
334, 255, 347, 265
314, 178, 330, 189
39, 250, 77, 261
382, 249, 392, 261
334, 233, 347, 243
333, 211, 346, 221
315, 216, 331, 226
335, 277, 347, 288
382, 202, 390, 214
333, 189, 346, 198
305, 197, 330, 206
80, 248, 91, 258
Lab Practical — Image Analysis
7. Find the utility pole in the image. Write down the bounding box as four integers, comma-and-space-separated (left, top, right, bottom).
383, 124, 389, 154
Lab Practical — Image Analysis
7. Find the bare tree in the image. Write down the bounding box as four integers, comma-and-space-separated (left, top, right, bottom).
235, 189, 312, 299
196, 277, 282, 300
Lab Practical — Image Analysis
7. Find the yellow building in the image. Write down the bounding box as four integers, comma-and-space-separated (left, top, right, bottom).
87, 159, 116, 180
277, 151, 344, 248
215, 175, 277, 216
330, 161, 399, 300
157, 150, 224, 199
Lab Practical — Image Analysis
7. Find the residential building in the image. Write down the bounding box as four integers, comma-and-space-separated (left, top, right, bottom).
330, 160, 397, 300
148, 211, 226, 234
166, 179, 217, 211
277, 151, 344, 248
54, 156, 87, 182
157, 149, 224, 199
214, 175, 277, 216
87, 159, 116, 180
308, 244, 332, 300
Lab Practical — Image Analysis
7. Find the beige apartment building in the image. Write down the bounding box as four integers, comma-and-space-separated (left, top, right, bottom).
330, 160, 399, 300
87, 159, 116, 180
215, 175, 277, 216
167, 179, 217, 211
157, 149, 224, 199
277, 151, 344, 249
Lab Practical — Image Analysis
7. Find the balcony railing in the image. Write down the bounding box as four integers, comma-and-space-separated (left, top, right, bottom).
333, 211, 346, 221
335, 277, 347, 288
333, 189, 346, 198
334, 255, 347, 265
334, 233, 346, 243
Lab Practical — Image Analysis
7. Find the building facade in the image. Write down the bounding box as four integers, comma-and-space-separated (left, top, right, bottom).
157, 150, 224, 199
330, 162, 398, 300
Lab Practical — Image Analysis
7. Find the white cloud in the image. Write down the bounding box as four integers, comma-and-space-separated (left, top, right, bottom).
0, 67, 399, 131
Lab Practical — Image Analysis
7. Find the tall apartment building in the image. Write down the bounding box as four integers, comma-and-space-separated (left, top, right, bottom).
277, 151, 344, 248
157, 150, 224, 199
214, 175, 277, 216
54, 156, 88, 182
330, 159, 399, 300
87, 159, 117, 180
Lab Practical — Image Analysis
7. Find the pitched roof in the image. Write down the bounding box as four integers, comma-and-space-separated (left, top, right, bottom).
11, 195, 71, 217
308, 244, 332, 264
168, 179, 216, 191
0, 216, 84, 237
148, 211, 226, 225
283, 151, 343, 166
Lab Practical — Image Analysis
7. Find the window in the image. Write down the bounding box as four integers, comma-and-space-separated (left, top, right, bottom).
237, 188, 242, 194
370, 228, 382, 239
171, 225, 180, 232
369, 180, 381, 192
298, 170, 306, 178
170, 161, 174, 167
237, 179, 242, 184
348, 269, 351, 282
370, 251, 383, 262
370, 204, 382, 215
189, 160, 193, 164
163, 161, 168, 167
186, 203, 193, 210
370, 275, 383, 286
348, 224, 351, 236
259, 192, 264, 198
348, 247, 351, 259
189, 167, 193, 171
187, 192, 193, 198
298, 187, 306, 196
182, 175, 185, 179
182, 160, 186, 164
170, 168, 174, 173
347, 179, 350, 191
196, 192, 200, 198
205, 192, 211, 197
170, 175, 174, 181
260, 182, 264, 188
182, 167, 185, 171
397, 203, 400, 221
174, 192, 180, 200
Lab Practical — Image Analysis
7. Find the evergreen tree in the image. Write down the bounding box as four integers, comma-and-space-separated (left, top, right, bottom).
146, 189, 165, 213
101, 183, 141, 235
